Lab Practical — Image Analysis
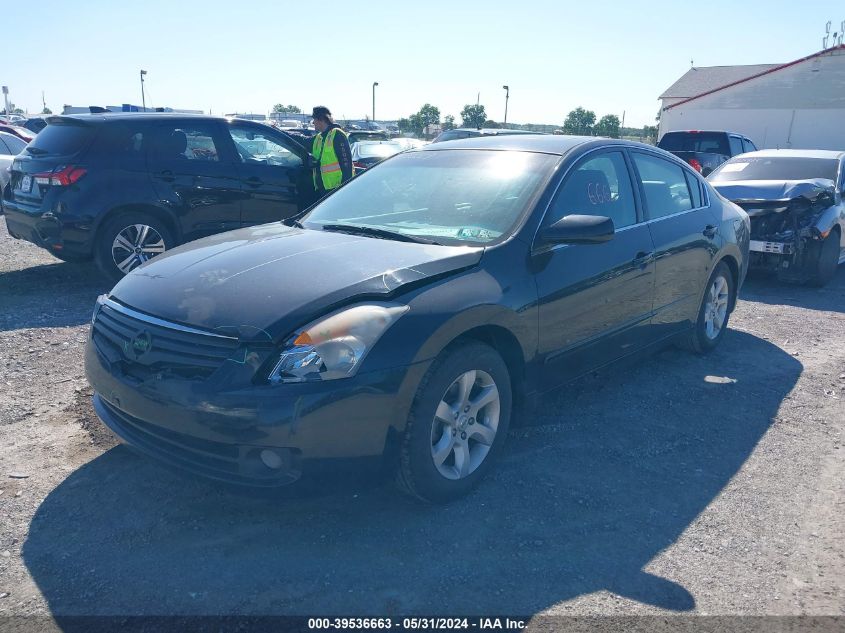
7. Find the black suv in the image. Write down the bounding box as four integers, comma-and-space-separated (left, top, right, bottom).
657, 130, 757, 176
3, 114, 319, 279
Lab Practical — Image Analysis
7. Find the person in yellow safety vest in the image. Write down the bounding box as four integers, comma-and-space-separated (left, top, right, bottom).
310, 106, 354, 194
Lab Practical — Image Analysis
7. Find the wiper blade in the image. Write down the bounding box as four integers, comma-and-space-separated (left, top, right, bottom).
318, 223, 442, 245
283, 217, 304, 228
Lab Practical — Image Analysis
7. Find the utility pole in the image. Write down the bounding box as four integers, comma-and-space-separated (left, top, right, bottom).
502, 85, 509, 126
1, 86, 9, 116
372, 81, 378, 124
140, 70, 147, 111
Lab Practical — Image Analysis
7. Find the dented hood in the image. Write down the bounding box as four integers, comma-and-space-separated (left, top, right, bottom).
713, 179, 836, 212
108, 223, 482, 342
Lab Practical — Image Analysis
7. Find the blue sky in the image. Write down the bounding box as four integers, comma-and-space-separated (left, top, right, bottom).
4, 0, 842, 127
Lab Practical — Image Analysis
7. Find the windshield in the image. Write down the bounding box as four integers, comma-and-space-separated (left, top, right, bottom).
303, 149, 557, 245
658, 132, 729, 155
709, 156, 839, 182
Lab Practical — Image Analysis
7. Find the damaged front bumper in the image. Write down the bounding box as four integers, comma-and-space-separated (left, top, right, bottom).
732, 180, 838, 281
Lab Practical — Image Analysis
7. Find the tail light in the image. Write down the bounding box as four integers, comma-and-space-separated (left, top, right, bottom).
688, 158, 703, 173
353, 161, 368, 170
33, 165, 87, 187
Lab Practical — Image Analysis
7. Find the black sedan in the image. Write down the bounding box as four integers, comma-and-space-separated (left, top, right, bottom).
85, 136, 750, 502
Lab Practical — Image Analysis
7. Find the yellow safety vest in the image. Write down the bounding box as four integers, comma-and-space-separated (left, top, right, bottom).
312, 127, 349, 190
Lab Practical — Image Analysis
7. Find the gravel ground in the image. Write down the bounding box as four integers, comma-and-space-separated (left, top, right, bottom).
1, 217, 843, 622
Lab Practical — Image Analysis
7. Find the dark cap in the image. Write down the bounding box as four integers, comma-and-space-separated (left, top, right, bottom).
311, 106, 332, 120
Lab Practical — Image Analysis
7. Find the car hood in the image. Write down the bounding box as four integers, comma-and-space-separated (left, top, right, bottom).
711, 179, 835, 203
108, 223, 482, 342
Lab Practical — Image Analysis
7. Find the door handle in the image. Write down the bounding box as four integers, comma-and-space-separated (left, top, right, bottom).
633, 251, 655, 267
156, 169, 175, 182
703, 224, 718, 239
245, 176, 263, 187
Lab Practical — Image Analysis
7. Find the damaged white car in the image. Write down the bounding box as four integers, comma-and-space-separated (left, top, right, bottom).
709, 150, 845, 286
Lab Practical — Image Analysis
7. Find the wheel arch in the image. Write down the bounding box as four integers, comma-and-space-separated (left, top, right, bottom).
716, 254, 740, 313
93, 203, 182, 249
443, 324, 528, 414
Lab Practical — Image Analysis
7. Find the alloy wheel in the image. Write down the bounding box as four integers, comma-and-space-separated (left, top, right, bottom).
111, 224, 166, 274
430, 369, 500, 480
703, 275, 729, 340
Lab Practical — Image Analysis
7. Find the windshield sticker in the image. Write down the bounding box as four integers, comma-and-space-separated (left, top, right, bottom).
720, 162, 749, 173
457, 227, 494, 240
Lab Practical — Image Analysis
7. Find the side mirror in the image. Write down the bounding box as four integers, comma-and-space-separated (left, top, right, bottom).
540, 214, 615, 245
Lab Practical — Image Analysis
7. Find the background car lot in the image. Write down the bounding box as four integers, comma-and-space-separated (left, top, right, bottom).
1, 219, 843, 618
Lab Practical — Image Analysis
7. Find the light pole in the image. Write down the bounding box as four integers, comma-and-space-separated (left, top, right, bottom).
372, 81, 379, 125
140, 70, 147, 111
502, 85, 509, 126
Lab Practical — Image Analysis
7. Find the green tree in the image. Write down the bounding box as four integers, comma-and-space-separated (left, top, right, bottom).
442, 115, 456, 131
42, 107, 52, 115
408, 103, 440, 137
562, 107, 596, 135
272, 104, 301, 114
594, 114, 621, 138
397, 117, 412, 134
460, 104, 486, 129
642, 125, 658, 143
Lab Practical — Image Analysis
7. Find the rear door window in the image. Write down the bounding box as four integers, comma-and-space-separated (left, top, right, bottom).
632, 152, 694, 219
728, 136, 744, 156
26, 123, 94, 156
151, 123, 226, 162
684, 170, 703, 208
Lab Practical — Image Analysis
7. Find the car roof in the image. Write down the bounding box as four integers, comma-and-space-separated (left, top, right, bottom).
46, 112, 238, 125
729, 149, 845, 160
420, 134, 651, 156
663, 130, 748, 136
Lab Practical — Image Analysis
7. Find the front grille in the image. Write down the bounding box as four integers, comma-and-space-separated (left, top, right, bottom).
92, 300, 239, 380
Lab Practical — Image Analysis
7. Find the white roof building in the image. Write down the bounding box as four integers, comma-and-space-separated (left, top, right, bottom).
658, 45, 845, 150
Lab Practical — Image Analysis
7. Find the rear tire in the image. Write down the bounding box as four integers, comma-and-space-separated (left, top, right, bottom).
807, 230, 840, 288
95, 213, 174, 283
679, 261, 734, 354
395, 341, 512, 503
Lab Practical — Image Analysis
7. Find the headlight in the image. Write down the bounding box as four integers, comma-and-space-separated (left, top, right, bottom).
92, 294, 108, 324
268, 303, 409, 384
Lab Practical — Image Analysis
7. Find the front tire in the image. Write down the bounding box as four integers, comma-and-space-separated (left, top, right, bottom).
807, 230, 840, 288
396, 341, 512, 503
679, 261, 734, 354
95, 213, 173, 282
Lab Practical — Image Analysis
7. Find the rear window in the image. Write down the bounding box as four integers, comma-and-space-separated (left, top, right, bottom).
658, 132, 729, 155
709, 157, 839, 182
27, 123, 94, 156
433, 130, 480, 143
0, 133, 26, 155
357, 143, 403, 158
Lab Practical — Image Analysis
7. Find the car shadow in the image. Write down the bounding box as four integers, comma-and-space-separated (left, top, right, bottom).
739, 266, 845, 314
22, 330, 800, 619
0, 261, 110, 332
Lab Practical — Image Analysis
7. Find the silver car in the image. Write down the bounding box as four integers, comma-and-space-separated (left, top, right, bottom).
708, 149, 845, 286
0, 131, 28, 214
